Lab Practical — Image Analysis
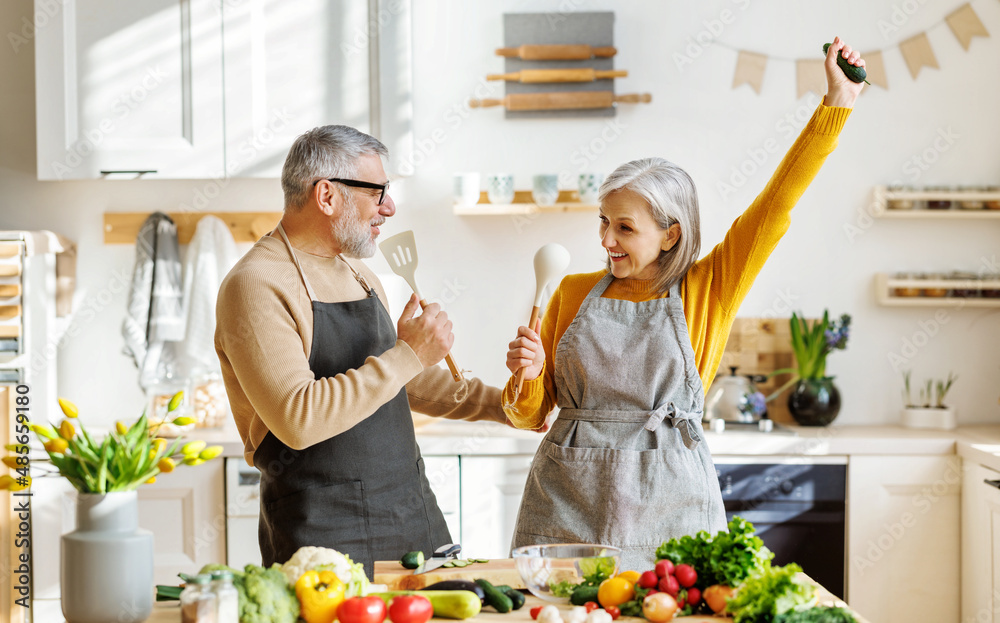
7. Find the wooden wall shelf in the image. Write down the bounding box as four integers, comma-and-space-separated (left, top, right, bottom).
874, 273, 1000, 308
872, 185, 1000, 217
103, 212, 282, 244
454, 190, 598, 215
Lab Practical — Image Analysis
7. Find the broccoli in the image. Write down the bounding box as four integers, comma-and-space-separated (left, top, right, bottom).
237, 564, 300, 623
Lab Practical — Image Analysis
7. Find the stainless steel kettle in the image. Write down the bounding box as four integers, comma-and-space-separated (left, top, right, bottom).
704, 366, 769, 424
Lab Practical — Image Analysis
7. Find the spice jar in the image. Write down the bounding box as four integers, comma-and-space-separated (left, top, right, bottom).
924, 185, 952, 209
986, 186, 1000, 210
920, 273, 949, 297
192, 370, 229, 429
892, 272, 921, 297
887, 185, 915, 210
210, 570, 239, 623
948, 271, 979, 298
958, 186, 986, 210
181, 574, 217, 623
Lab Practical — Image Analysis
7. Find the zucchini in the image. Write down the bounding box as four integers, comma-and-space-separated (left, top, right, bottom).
421, 580, 486, 603
823, 42, 870, 84
570, 585, 600, 606
373, 590, 482, 620
475, 578, 513, 613
401, 550, 425, 569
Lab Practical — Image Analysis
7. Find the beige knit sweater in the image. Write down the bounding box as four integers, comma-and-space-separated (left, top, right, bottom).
215, 234, 505, 465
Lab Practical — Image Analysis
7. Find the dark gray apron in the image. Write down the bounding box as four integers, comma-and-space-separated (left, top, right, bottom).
253, 224, 450, 577
511, 273, 727, 571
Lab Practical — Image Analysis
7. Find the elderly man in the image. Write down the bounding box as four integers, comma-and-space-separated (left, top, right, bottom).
215, 125, 505, 575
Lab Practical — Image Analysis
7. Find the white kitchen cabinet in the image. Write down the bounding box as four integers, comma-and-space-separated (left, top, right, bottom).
848, 455, 961, 623
138, 458, 226, 585
422, 455, 461, 544
459, 455, 534, 559
962, 461, 1000, 623
35, 0, 225, 179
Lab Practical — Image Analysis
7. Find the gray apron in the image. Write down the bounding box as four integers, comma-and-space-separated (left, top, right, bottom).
511, 273, 727, 571
253, 225, 450, 577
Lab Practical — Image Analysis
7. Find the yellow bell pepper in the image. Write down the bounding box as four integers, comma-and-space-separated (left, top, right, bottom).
295, 570, 346, 623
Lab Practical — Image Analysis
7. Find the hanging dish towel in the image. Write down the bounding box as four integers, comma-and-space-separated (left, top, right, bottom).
122, 212, 184, 388
178, 215, 240, 374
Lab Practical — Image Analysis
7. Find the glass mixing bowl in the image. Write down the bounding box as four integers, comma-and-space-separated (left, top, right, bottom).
511, 544, 622, 603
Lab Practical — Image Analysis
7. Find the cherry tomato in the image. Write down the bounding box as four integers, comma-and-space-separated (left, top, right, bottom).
658, 575, 679, 596
597, 577, 634, 609
654, 560, 674, 578
338, 596, 388, 623
584, 602, 599, 613
637, 570, 659, 589
530, 606, 544, 620
388, 595, 433, 623
686, 587, 702, 607
643, 593, 678, 623
605, 606, 621, 620
674, 564, 697, 589
615, 570, 641, 586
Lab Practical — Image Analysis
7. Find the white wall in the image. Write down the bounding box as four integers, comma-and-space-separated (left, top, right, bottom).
1, 0, 998, 427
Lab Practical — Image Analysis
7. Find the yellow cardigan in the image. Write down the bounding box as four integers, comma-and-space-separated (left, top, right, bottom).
502, 103, 852, 429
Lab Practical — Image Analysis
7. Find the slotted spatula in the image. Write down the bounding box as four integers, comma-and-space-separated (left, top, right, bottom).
379, 230, 464, 382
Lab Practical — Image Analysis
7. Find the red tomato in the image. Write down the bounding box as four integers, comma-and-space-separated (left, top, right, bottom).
654, 560, 674, 578
686, 587, 702, 607
637, 570, 659, 589
674, 564, 697, 589
339, 597, 388, 623
658, 575, 679, 596
605, 606, 621, 620
530, 606, 544, 620
388, 595, 433, 623
584, 602, 599, 613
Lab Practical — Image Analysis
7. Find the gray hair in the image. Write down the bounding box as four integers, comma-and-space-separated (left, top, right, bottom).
281, 125, 388, 210
599, 157, 701, 295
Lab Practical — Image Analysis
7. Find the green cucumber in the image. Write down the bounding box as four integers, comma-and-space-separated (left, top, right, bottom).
401, 550, 425, 569
570, 585, 601, 606
500, 586, 525, 610
823, 42, 870, 84
373, 590, 482, 619
475, 578, 513, 613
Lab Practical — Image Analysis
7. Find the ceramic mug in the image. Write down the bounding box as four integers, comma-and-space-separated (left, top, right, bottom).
487, 173, 515, 205
578, 173, 604, 204
453, 172, 481, 206
532, 174, 560, 206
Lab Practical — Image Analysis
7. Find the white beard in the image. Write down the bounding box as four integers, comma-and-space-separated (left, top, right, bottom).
334, 194, 377, 258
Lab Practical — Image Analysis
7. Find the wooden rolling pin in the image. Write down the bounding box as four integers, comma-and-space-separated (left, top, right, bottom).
496, 44, 617, 60
470, 92, 651, 112
487, 68, 628, 83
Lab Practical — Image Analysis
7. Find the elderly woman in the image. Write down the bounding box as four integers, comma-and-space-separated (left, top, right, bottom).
503, 38, 865, 570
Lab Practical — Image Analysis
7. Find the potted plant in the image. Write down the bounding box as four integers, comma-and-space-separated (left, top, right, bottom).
1, 393, 223, 623
901, 370, 958, 430
769, 310, 852, 426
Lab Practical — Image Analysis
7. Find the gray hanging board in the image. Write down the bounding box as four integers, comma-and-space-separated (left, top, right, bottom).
503, 12, 616, 119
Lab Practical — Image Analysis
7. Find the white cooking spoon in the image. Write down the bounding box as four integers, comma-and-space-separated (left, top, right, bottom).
513, 243, 571, 394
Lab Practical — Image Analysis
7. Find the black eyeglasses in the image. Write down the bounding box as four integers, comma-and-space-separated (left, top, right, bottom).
315, 177, 390, 205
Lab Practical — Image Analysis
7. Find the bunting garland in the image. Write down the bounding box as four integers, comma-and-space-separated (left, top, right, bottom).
726, 1, 991, 96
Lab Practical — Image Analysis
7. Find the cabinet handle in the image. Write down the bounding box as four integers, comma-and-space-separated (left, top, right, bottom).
985, 479, 1000, 490
99, 170, 157, 175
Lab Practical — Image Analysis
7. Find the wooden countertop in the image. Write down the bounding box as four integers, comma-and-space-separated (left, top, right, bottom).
139, 576, 869, 623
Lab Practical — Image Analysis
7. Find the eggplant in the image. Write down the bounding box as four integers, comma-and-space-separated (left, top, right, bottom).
420, 580, 486, 604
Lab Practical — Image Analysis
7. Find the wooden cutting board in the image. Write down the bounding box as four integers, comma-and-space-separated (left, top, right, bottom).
373, 559, 526, 590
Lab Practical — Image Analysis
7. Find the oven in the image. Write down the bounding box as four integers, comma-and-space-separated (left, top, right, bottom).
715, 456, 848, 599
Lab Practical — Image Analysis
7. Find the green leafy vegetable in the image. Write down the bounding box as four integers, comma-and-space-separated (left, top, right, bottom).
726, 563, 816, 623
549, 580, 578, 598
775, 607, 857, 623
547, 553, 616, 597
655, 516, 773, 589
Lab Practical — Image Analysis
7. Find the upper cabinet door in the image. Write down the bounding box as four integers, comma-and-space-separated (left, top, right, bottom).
35, 0, 225, 179
222, 0, 372, 178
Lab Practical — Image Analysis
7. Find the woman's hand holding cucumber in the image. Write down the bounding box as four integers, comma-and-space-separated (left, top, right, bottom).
823, 36, 865, 109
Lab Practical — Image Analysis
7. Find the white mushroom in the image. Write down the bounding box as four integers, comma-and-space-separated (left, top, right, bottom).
586, 610, 613, 623
537, 605, 563, 623
564, 605, 589, 623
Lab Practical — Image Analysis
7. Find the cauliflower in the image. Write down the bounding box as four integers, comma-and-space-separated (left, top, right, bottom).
281, 546, 369, 597
537, 605, 563, 623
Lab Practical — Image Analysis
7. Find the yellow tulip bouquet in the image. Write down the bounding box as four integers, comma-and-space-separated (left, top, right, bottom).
1, 392, 222, 493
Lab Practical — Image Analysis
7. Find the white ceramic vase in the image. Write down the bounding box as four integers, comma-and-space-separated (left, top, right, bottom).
61, 491, 153, 623
901, 407, 956, 430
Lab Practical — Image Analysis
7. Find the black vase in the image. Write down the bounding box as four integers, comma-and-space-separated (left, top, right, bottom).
787, 378, 841, 426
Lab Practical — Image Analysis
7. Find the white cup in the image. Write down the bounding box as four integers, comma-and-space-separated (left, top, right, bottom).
578, 173, 604, 204
532, 174, 560, 206
487, 173, 515, 205
453, 172, 481, 206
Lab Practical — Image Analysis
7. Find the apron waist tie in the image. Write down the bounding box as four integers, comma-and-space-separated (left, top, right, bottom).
558, 403, 704, 450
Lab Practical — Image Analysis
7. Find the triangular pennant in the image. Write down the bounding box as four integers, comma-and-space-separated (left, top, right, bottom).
946, 3, 989, 50
899, 32, 939, 79
863, 50, 888, 89
795, 59, 826, 99
733, 50, 768, 94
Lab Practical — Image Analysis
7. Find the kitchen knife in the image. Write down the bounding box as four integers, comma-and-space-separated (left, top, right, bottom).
413, 543, 462, 575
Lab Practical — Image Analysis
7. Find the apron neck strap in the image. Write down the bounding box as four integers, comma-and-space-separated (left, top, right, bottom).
275, 222, 319, 301
585, 272, 617, 300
